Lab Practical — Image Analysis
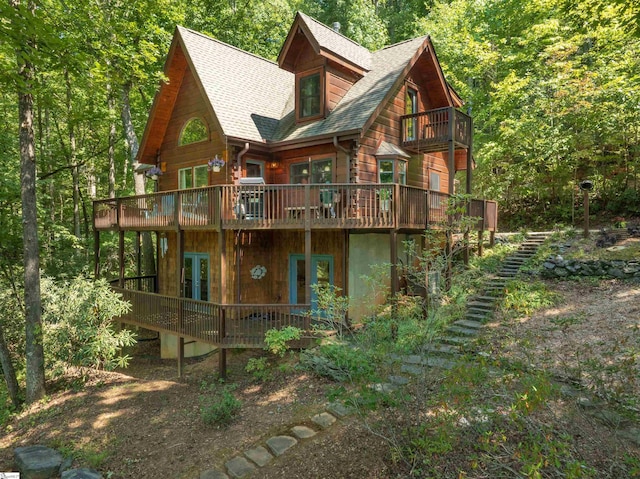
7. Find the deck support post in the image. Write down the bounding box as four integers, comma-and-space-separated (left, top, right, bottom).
118, 230, 125, 288
304, 185, 312, 305
177, 337, 184, 378
218, 348, 227, 379
219, 231, 226, 304
94, 230, 100, 279
445, 230, 453, 291
478, 230, 484, 257
445, 107, 456, 291
177, 230, 184, 297
489, 230, 496, 247
136, 232, 142, 290
465, 117, 473, 264
390, 229, 399, 316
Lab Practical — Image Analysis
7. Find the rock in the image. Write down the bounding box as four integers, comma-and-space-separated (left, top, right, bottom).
326, 401, 353, 418
60, 469, 102, 479
616, 427, 640, 446
266, 436, 297, 456
14, 445, 63, 479
225, 456, 255, 478
243, 446, 273, 467
291, 426, 317, 440
608, 268, 626, 279
388, 375, 410, 385
59, 457, 74, 474
543, 261, 556, 269
311, 412, 337, 429
200, 469, 229, 479
554, 267, 568, 277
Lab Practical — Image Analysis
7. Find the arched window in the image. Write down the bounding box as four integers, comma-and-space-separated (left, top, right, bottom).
179, 118, 208, 146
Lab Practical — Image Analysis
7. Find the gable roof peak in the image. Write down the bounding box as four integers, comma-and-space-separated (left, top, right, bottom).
176, 25, 278, 67
279, 11, 372, 73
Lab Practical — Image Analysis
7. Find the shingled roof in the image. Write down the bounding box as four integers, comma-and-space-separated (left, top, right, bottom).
294, 11, 372, 72
174, 16, 434, 145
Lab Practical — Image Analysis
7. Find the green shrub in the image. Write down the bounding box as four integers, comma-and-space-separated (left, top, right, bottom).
199, 382, 242, 426
41, 276, 136, 375
264, 326, 302, 357
502, 280, 561, 317
245, 357, 272, 381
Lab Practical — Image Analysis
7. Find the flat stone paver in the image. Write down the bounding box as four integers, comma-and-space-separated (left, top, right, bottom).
311, 412, 337, 429
14, 445, 63, 479
243, 446, 273, 467
61, 469, 103, 479
402, 354, 423, 364
400, 364, 422, 375
424, 356, 457, 369
327, 401, 353, 418
447, 325, 478, 336
200, 470, 229, 479
388, 375, 409, 385
455, 319, 483, 329
370, 382, 396, 393
291, 425, 317, 439
266, 435, 298, 456
225, 456, 256, 478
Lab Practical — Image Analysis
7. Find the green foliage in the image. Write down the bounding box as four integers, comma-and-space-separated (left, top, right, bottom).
41, 277, 136, 375
199, 381, 242, 426
245, 356, 272, 382
502, 280, 561, 317
264, 326, 302, 357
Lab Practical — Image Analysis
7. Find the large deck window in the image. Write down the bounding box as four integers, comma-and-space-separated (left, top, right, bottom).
291, 158, 333, 184
179, 165, 209, 189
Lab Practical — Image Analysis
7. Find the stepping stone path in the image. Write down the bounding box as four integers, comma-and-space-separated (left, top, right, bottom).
196, 233, 640, 477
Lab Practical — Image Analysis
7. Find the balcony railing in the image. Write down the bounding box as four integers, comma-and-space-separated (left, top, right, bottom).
113, 287, 310, 348
401, 107, 472, 151
94, 184, 493, 232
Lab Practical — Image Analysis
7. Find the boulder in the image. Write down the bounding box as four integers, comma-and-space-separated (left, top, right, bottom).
14, 445, 63, 479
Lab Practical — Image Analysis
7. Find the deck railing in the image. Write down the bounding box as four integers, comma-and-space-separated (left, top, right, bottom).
113, 287, 311, 348
109, 275, 157, 293
95, 184, 498, 232
401, 107, 472, 151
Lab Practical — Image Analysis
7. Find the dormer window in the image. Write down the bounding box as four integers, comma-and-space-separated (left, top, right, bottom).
296, 68, 324, 121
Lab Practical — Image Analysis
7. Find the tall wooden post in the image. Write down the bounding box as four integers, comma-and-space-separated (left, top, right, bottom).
445, 107, 456, 291
136, 231, 142, 290
583, 189, 590, 238
465, 118, 473, 264
118, 230, 125, 288
176, 229, 184, 378
219, 308, 227, 379
304, 185, 312, 305
94, 230, 100, 279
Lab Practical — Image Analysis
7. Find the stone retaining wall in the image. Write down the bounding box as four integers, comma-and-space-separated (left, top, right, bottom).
541, 256, 640, 280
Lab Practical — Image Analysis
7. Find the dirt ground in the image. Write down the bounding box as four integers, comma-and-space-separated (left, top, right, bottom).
1, 279, 639, 478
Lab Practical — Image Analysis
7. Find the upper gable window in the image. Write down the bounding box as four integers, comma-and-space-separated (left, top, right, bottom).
179, 118, 208, 146
297, 68, 324, 121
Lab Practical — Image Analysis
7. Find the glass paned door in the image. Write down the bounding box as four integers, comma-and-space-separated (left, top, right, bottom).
289, 255, 334, 309
184, 253, 209, 301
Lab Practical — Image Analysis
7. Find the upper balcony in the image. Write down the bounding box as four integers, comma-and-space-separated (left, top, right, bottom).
401, 107, 472, 152
93, 184, 498, 233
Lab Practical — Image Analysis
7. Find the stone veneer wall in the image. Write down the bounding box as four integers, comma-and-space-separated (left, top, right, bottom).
541, 256, 640, 280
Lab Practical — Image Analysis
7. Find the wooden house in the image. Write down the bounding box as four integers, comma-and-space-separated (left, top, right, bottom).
93, 12, 497, 376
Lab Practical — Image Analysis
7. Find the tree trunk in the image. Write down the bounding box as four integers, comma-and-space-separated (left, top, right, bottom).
107, 84, 116, 199
65, 70, 80, 238
16, 2, 46, 402
0, 322, 21, 407
121, 82, 155, 275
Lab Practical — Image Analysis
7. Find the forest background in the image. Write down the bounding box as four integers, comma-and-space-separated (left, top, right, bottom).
0, 0, 638, 403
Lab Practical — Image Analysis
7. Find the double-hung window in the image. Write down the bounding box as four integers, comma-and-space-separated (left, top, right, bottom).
297, 68, 324, 121
378, 159, 407, 185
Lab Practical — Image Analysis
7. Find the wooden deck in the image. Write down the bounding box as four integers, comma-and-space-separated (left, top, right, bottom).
114, 288, 311, 349
94, 184, 497, 232
401, 107, 472, 152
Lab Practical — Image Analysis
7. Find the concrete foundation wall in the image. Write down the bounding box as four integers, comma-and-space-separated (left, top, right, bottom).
160, 333, 217, 359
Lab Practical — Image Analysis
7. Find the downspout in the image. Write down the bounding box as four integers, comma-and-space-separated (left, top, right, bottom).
333, 136, 350, 183
235, 142, 250, 181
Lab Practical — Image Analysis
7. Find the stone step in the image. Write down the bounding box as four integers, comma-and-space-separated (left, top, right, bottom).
447, 325, 479, 336
497, 272, 517, 278
440, 335, 470, 346
422, 343, 459, 355
467, 302, 494, 310
465, 313, 489, 322
471, 296, 498, 302
423, 356, 458, 370
455, 319, 483, 329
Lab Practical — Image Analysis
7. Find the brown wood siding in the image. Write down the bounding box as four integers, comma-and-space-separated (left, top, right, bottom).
327, 68, 355, 112
272, 144, 343, 184
237, 230, 344, 304
157, 230, 344, 305
156, 66, 228, 191
359, 84, 406, 184
158, 231, 216, 298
